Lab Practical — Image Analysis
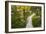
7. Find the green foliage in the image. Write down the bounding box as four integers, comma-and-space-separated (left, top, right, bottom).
11, 5, 41, 28
32, 16, 41, 27
31, 6, 41, 27
31, 6, 41, 16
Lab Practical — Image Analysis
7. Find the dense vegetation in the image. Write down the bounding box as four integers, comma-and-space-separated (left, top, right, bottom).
11, 5, 41, 28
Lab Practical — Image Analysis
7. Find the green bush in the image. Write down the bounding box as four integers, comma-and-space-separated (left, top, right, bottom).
32, 16, 41, 27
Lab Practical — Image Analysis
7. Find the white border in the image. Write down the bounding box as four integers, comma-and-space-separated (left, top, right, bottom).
8, 2, 44, 32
